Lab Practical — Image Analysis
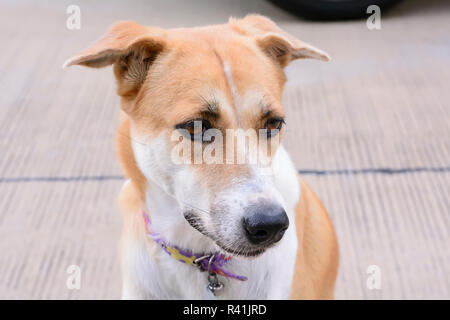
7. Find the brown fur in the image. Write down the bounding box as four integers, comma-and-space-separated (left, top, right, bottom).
290, 177, 339, 299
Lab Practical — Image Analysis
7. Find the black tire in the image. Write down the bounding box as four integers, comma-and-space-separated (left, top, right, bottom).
268, 0, 403, 20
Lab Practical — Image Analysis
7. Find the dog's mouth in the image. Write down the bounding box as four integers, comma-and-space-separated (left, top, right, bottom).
184, 211, 268, 258
214, 240, 267, 258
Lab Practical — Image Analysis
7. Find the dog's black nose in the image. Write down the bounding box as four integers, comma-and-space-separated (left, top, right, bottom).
243, 203, 289, 245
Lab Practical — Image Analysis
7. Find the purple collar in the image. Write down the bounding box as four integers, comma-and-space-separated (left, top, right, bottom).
142, 210, 247, 282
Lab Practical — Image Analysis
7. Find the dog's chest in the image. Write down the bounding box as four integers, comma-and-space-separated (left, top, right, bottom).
126, 225, 297, 299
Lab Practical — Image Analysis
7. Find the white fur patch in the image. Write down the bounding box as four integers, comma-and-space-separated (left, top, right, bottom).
223, 61, 240, 111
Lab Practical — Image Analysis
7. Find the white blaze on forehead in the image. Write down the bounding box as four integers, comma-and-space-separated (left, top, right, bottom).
223, 61, 240, 111
222, 61, 266, 126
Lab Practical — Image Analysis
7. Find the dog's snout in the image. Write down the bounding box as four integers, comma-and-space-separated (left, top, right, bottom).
243, 203, 289, 245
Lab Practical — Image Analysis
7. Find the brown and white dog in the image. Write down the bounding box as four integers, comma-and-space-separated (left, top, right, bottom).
65, 15, 338, 299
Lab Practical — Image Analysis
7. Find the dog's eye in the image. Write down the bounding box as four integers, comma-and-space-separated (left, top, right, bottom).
176, 119, 213, 142
185, 121, 203, 136
264, 117, 285, 138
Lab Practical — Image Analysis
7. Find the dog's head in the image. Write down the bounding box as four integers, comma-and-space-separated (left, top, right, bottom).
66, 15, 329, 257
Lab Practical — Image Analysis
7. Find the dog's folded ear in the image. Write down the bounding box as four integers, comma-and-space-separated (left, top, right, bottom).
230, 14, 330, 67
64, 21, 166, 98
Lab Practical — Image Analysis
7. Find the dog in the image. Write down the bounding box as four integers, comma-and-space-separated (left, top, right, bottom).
65, 14, 338, 299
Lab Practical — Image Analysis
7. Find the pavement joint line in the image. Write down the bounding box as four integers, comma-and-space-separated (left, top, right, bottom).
298, 166, 450, 175
0, 166, 449, 183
